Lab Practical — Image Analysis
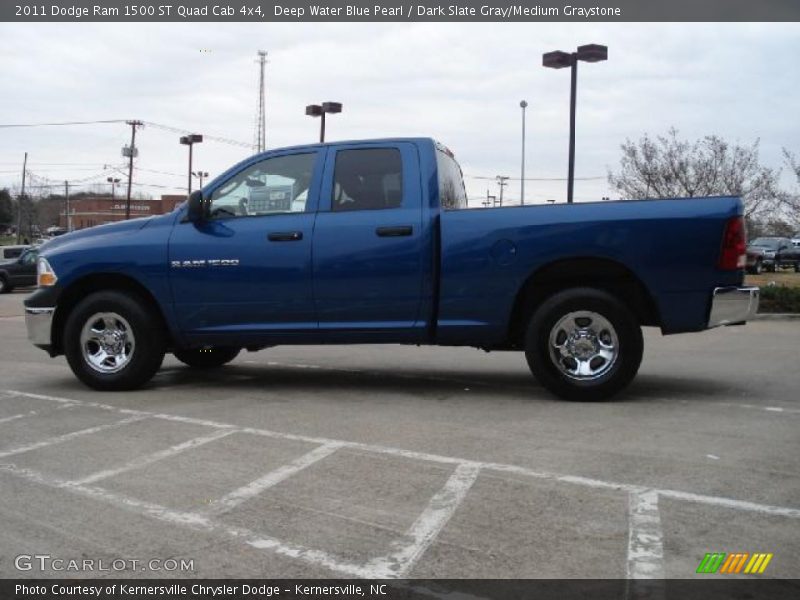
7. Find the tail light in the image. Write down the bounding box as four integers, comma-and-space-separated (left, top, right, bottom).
718, 216, 746, 270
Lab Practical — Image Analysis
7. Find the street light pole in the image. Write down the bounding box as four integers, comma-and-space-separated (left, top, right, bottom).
192, 171, 209, 188
188, 143, 193, 192
305, 102, 342, 143
520, 100, 528, 205
107, 177, 120, 200
180, 134, 203, 193
568, 58, 578, 205
542, 43, 608, 204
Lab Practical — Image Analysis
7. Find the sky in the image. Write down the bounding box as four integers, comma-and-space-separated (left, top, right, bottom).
1, 22, 798, 205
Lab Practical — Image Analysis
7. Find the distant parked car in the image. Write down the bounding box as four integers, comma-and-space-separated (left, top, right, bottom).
0, 247, 38, 293
746, 237, 799, 273
0, 245, 31, 260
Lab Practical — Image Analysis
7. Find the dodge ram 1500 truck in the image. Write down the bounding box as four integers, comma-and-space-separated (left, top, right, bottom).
24, 138, 759, 400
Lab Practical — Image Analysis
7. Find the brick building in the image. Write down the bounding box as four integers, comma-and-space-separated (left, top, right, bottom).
59, 195, 186, 230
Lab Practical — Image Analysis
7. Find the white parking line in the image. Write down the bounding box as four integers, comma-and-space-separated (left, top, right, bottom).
203, 442, 344, 517
626, 489, 664, 580
366, 462, 481, 578
70, 427, 238, 486
0, 462, 381, 579
0, 415, 147, 459
0, 413, 32, 425
5, 390, 800, 520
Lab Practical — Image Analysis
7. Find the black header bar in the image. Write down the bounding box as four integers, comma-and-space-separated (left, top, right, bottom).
4, 579, 800, 600
4, 0, 800, 22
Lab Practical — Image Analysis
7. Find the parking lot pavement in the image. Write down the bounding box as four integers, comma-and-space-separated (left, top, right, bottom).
0, 291, 798, 579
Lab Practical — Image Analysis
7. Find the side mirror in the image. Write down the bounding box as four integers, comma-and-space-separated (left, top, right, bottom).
186, 190, 206, 222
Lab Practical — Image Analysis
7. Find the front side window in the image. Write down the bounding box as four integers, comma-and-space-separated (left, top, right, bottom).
209, 153, 316, 219
332, 148, 403, 211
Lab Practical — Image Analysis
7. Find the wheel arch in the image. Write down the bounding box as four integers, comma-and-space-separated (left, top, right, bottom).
52, 273, 174, 355
506, 257, 660, 347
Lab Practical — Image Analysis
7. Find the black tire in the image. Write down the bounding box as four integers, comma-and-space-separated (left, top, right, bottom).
173, 346, 240, 369
753, 260, 763, 275
524, 287, 644, 402
766, 264, 776, 273
0, 276, 11, 294
795, 263, 800, 273
63, 291, 166, 391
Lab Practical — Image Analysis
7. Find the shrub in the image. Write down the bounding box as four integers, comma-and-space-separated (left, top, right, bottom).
758, 285, 800, 313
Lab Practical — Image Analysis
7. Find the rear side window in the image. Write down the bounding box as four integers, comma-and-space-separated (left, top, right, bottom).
3, 247, 24, 259
436, 150, 467, 210
332, 149, 403, 211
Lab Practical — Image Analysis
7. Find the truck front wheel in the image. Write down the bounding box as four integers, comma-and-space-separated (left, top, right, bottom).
63, 291, 166, 391
173, 346, 240, 368
525, 287, 643, 401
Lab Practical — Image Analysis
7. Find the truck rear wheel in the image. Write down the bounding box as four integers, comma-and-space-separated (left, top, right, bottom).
525, 287, 643, 401
63, 291, 166, 391
173, 346, 240, 369
0, 276, 10, 294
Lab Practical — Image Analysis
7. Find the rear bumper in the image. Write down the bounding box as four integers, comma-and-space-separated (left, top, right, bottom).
25, 306, 55, 348
707, 286, 759, 328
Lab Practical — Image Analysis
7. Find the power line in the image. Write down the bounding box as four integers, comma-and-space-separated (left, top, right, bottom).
0, 119, 126, 128
0, 118, 250, 149
467, 174, 606, 181
144, 121, 251, 148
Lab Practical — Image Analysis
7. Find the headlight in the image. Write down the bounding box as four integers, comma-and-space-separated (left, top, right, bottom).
37, 257, 58, 287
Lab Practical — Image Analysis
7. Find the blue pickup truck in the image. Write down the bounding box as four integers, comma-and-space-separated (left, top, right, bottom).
24, 138, 758, 400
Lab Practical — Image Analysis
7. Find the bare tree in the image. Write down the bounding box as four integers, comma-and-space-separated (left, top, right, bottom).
608, 128, 780, 219
782, 149, 800, 227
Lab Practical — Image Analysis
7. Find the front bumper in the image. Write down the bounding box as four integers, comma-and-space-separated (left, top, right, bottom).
707, 286, 759, 328
25, 306, 55, 347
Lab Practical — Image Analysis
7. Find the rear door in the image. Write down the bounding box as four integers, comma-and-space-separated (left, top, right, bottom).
312, 142, 425, 339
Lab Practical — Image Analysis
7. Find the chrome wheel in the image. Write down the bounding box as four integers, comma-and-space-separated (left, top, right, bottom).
548, 310, 619, 381
79, 312, 136, 374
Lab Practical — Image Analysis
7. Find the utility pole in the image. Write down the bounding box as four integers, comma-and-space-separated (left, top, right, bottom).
16, 152, 27, 243
496, 176, 509, 206
520, 100, 528, 205
124, 120, 143, 220
64, 180, 71, 232
255, 50, 268, 153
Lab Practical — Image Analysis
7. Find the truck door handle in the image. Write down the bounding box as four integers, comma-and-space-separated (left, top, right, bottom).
267, 231, 303, 242
376, 226, 413, 237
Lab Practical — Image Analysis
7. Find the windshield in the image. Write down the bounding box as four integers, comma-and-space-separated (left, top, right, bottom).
749, 238, 782, 250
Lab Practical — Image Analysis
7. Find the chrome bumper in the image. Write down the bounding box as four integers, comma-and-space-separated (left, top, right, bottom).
707, 286, 759, 328
25, 307, 55, 346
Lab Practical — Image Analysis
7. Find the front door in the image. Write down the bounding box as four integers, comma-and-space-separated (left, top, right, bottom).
169, 149, 323, 341
312, 143, 425, 338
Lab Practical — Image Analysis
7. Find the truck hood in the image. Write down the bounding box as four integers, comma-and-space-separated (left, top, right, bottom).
40, 216, 157, 253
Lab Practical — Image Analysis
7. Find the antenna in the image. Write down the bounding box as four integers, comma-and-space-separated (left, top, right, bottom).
254, 50, 268, 153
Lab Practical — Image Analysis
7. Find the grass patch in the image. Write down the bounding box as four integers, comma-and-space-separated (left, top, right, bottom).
746, 272, 800, 289
758, 285, 800, 313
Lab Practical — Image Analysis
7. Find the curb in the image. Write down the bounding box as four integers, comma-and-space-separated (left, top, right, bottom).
754, 313, 800, 320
